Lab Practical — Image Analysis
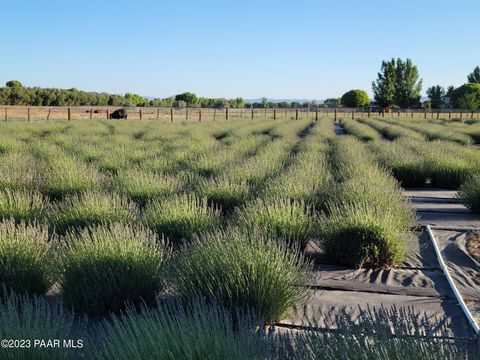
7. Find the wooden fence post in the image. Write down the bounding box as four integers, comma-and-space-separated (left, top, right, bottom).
334, 108, 337, 122
213, 109, 216, 121
170, 108, 174, 122
460, 111, 463, 121
90, 108, 93, 119
398, 111, 400, 117
199, 109, 202, 122
251, 109, 254, 119
186, 108, 188, 121
448, 111, 452, 119
225, 107, 229, 120
66, 107, 70, 121
472, 111, 474, 119
27, 107, 31, 122
273, 109, 276, 120
437, 112, 440, 119
368, 110, 371, 117
295, 109, 299, 120
106, 109, 109, 119
47, 109, 51, 121
139, 109, 142, 120
351, 110, 355, 120
424, 110, 427, 119
4, 107, 7, 122
315, 109, 318, 122
156, 108, 159, 120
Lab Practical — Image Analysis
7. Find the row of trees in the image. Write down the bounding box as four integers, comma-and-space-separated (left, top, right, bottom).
425, 66, 480, 110
0, 82, 250, 109
3, 64, 479, 110
342, 61, 480, 111
371, 60, 480, 110
0, 82, 339, 109
0, 82, 344, 109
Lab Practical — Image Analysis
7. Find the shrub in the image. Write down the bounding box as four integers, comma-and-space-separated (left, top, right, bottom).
92, 300, 268, 360
263, 140, 334, 210
322, 137, 414, 268
358, 118, 425, 141
339, 118, 381, 141
58, 224, 169, 315
42, 156, 102, 199
0, 221, 53, 296
428, 159, 472, 189
198, 177, 251, 212
115, 169, 179, 206
458, 174, 480, 213
381, 118, 471, 145
389, 162, 427, 188
0, 152, 38, 191
143, 195, 220, 245
405, 139, 479, 189
282, 307, 475, 359
173, 229, 310, 323
50, 192, 136, 235
234, 198, 317, 250
0, 290, 83, 360
0, 189, 47, 223
368, 140, 428, 187
319, 201, 412, 268
340, 89, 371, 108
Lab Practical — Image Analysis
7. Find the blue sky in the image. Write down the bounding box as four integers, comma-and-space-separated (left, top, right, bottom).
1, 0, 479, 99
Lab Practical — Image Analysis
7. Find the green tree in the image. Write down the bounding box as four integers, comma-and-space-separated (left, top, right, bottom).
394, 58, 422, 108
290, 101, 301, 108
457, 92, 480, 111
372, 58, 422, 108
174, 92, 198, 107
372, 60, 396, 108
261, 97, 268, 108
230, 97, 245, 108
446, 85, 455, 97
340, 89, 371, 108
450, 83, 480, 110
426, 85, 445, 109
124, 93, 147, 107
6, 80, 23, 88
467, 66, 480, 83
323, 98, 341, 107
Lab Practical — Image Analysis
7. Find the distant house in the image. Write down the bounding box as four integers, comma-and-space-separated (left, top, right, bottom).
441, 96, 452, 109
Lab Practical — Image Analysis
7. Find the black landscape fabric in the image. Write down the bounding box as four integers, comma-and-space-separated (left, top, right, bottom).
293, 230, 479, 338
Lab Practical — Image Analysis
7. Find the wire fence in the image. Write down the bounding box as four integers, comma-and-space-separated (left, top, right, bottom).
1, 105, 479, 122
